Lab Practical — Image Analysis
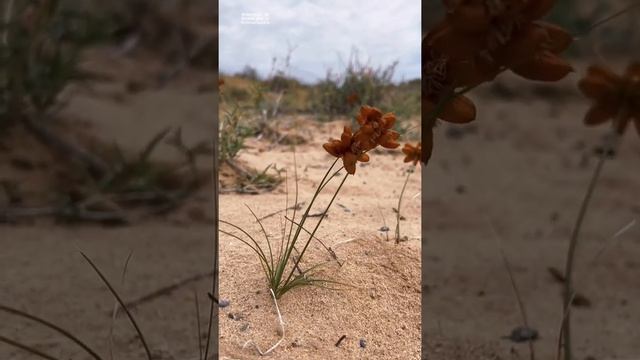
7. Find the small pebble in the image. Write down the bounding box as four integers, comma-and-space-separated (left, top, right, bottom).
502, 326, 538, 343
359, 338, 367, 348
379, 226, 389, 232
218, 299, 230, 308
572, 293, 592, 307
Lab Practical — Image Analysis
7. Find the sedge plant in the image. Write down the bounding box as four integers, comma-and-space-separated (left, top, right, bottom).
219, 105, 401, 354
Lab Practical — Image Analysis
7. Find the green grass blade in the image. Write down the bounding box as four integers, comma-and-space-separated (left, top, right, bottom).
219, 229, 272, 282
220, 220, 273, 278
245, 204, 275, 273
276, 158, 339, 286
283, 173, 348, 287
283, 216, 334, 259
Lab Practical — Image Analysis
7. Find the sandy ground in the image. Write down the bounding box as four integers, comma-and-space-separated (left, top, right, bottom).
1, 48, 219, 359
3, 40, 639, 360
423, 71, 640, 359
218, 119, 422, 359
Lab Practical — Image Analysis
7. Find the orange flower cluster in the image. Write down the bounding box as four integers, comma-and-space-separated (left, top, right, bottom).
422, 0, 574, 164
402, 143, 422, 166
578, 63, 640, 136
433, 0, 573, 82
323, 106, 400, 174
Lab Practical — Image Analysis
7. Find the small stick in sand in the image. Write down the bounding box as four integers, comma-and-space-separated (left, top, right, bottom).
243, 289, 285, 356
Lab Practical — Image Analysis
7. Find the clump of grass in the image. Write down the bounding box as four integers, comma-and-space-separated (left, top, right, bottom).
220, 155, 345, 301
218, 79, 283, 194
0, 1, 208, 223
311, 49, 397, 120
0, 0, 109, 125
220, 105, 401, 355
218, 102, 254, 163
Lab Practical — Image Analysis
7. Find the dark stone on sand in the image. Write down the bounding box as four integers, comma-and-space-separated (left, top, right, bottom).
502, 326, 538, 343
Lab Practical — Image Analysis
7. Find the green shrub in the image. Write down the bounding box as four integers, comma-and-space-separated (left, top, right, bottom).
311, 50, 397, 120
1, 0, 108, 126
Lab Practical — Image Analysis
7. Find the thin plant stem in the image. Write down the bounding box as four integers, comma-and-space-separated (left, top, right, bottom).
283, 215, 341, 265
80, 252, 153, 360
562, 149, 606, 360
562, 118, 623, 360
243, 289, 285, 355
556, 219, 636, 360
0, 335, 60, 360
576, 1, 640, 38
194, 290, 203, 360
245, 204, 275, 273
109, 251, 133, 360
283, 151, 301, 264
281, 173, 349, 292
275, 158, 339, 291
0, 304, 103, 360
395, 166, 414, 242
487, 222, 535, 360
499, 246, 535, 360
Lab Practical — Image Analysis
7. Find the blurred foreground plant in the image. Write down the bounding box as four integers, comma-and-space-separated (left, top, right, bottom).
422, 0, 574, 164
423, 2, 640, 359
559, 61, 639, 360
1, 0, 108, 126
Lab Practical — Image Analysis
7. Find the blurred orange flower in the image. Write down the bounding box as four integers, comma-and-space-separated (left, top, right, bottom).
424, 129, 434, 164
422, 42, 478, 124
429, 0, 573, 82
354, 106, 401, 150
402, 143, 422, 165
323, 126, 370, 175
578, 63, 640, 135
346, 93, 360, 106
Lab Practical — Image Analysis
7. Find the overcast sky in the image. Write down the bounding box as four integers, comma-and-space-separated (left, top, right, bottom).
219, 0, 421, 84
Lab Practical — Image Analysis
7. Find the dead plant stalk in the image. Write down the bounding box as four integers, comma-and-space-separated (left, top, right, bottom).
561, 110, 624, 360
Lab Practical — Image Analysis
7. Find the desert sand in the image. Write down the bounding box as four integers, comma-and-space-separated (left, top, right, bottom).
218, 119, 422, 359
424, 68, 640, 359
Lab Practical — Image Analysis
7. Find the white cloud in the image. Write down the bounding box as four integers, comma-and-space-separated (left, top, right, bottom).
219, 0, 421, 83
